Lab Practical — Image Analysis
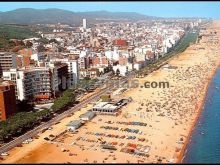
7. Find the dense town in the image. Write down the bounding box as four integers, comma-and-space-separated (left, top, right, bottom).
0, 18, 202, 121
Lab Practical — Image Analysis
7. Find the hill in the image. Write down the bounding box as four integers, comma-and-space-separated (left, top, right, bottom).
0, 8, 156, 25
0, 24, 39, 51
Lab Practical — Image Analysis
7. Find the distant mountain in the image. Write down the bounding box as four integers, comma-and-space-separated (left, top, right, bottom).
0, 8, 157, 25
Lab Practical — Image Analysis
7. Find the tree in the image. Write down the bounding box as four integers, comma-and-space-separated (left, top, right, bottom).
38, 38, 49, 44
51, 89, 76, 113
37, 44, 46, 52
0, 107, 54, 142
11, 46, 22, 52
36, 109, 52, 121
49, 39, 59, 45
101, 95, 111, 102
84, 77, 91, 81
17, 100, 35, 112
58, 46, 64, 52
25, 41, 33, 48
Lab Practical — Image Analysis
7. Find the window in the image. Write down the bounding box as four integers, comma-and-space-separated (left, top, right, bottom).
11, 73, 16, 80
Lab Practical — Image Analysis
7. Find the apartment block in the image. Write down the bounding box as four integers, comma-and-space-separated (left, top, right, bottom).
49, 58, 79, 88
0, 81, 16, 121
91, 55, 109, 68
79, 68, 99, 79
3, 67, 54, 101
0, 52, 17, 77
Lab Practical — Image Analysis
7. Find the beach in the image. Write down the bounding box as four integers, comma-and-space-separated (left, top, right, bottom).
1, 20, 220, 163
182, 68, 220, 163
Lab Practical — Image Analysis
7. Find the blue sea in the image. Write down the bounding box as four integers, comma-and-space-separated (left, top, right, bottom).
183, 68, 220, 163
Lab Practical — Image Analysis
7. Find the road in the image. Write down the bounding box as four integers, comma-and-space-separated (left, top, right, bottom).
0, 72, 135, 154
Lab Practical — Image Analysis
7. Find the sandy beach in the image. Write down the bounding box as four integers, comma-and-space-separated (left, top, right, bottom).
1, 21, 220, 163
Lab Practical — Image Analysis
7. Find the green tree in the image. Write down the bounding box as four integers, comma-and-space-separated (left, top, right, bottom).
51, 89, 76, 113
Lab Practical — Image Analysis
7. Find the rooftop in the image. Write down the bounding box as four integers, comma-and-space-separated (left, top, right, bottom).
80, 111, 95, 119
93, 102, 118, 110
66, 120, 82, 127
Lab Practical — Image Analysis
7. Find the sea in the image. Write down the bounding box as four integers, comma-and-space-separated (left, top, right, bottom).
182, 68, 220, 163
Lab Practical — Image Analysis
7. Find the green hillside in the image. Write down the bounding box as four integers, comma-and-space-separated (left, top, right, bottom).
0, 24, 38, 51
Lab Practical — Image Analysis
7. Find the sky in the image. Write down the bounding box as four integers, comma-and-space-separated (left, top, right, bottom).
0, 1, 219, 19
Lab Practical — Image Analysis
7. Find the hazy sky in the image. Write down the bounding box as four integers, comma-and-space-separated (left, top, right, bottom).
0, 2, 219, 19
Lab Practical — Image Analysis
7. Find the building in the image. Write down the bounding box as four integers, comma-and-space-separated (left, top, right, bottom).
91, 55, 109, 68
90, 37, 101, 48
92, 98, 131, 116
19, 48, 33, 57
54, 63, 69, 91
50, 58, 79, 88
79, 68, 99, 79
83, 18, 87, 29
3, 67, 55, 101
0, 81, 16, 121
0, 52, 17, 77
92, 102, 119, 115
113, 39, 128, 47
134, 52, 147, 62
119, 55, 128, 66
79, 111, 95, 121
16, 55, 31, 68
134, 61, 144, 71
66, 120, 83, 131
78, 56, 91, 69
113, 65, 128, 76
64, 59, 79, 87
31, 53, 46, 62
146, 51, 155, 63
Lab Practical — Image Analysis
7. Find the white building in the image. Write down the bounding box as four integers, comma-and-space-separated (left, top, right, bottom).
50, 58, 79, 88
113, 65, 128, 76
134, 63, 142, 71
83, 18, 87, 29
31, 53, 45, 61
3, 67, 56, 101
65, 59, 79, 88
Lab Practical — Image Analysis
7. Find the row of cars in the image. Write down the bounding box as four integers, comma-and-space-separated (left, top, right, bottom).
86, 131, 147, 142
116, 121, 147, 127
100, 126, 142, 134
86, 131, 137, 140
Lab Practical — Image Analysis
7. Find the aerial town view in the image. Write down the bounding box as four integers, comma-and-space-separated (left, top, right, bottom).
0, 1, 220, 164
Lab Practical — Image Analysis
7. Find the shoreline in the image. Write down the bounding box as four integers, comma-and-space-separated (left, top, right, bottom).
177, 62, 220, 163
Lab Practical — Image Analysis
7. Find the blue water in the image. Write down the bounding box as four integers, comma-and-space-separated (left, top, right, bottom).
183, 68, 220, 163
